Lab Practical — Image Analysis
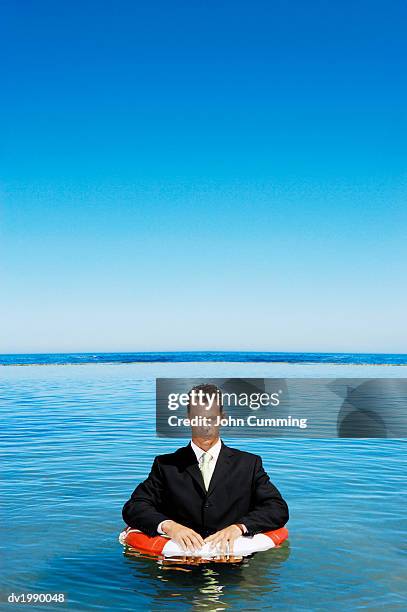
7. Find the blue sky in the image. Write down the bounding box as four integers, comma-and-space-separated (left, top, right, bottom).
1, 0, 406, 353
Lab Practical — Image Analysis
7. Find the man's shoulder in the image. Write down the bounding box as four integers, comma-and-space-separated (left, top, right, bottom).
154, 445, 191, 465
224, 444, 261, 464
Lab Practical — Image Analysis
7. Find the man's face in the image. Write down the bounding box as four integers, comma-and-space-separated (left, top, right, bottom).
189, 399, 222, 440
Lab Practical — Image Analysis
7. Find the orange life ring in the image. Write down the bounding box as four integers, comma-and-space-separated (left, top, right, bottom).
119, 526, 288, 560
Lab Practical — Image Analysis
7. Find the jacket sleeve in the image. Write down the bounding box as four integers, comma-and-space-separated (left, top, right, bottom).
122, 457, 170, 536
236, 456, 289, 536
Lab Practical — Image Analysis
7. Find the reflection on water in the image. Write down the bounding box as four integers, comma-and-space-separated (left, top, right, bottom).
123, 544, 290, 611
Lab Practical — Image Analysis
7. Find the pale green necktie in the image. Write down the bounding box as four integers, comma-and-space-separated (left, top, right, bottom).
200, 452, 212, 490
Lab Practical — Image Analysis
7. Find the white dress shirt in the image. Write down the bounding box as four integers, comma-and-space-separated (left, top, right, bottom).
190, 438, 222, 482
157, 439, 246, 535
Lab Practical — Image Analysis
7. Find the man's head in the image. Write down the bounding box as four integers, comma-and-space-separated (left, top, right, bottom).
188, 384, 223, 448
188, 383, 223, 415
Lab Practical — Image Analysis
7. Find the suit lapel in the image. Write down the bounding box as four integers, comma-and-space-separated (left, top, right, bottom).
206, 442, 233, 498
181, 441, 234, 497
183, 443, 206, 495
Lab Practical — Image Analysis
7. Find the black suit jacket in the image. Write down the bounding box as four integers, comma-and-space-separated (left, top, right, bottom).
122, 441, 289, 538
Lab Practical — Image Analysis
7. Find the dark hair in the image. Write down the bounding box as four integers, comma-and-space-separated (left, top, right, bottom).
187, 383, 223, 414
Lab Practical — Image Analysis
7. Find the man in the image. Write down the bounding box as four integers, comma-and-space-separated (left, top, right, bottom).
122, 384, 289, 554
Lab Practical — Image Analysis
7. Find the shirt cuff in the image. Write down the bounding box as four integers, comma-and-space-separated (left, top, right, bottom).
157, 520, 168, 534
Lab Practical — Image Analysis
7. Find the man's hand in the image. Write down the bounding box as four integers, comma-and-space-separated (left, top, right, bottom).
161, 520, 204, 552
204, 524, 242, 554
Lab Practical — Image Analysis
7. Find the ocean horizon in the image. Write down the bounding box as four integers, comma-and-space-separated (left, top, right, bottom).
1, 351, 407, 366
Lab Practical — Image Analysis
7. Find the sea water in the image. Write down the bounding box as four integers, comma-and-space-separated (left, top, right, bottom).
1, 358, 406, 610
